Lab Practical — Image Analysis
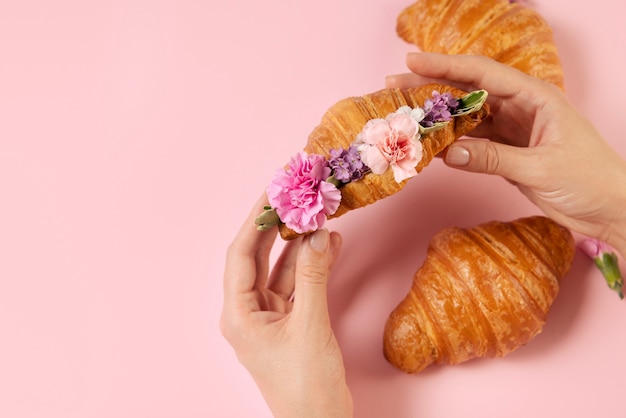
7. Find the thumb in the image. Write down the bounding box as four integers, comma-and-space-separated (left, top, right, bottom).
292, 228, 339, 322
444, 139, 531, 183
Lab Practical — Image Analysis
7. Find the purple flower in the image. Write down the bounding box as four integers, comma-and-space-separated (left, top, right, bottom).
421, 91, 459, 127
266, 151, 341, 234
328, 145, 366, 183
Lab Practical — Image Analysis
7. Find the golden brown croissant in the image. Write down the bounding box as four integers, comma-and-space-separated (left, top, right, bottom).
396, 0, 565, 90
383, 216, 575, 374
257, 84, 490, 240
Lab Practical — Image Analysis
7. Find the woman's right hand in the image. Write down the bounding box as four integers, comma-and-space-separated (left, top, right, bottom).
387, 53, 626, 258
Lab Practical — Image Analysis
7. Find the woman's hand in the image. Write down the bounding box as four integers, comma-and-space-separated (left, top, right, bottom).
220, 195, 352, 418
387, 53, 626, 258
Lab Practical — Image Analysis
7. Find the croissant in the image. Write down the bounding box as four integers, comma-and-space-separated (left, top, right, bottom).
262, 84, 490, 240
383, 216, 575, 374
396, 0, 565, 90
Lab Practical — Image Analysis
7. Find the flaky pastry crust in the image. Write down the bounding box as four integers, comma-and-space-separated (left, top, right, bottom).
397, 0, 564, 90
383, 216, 575, 373
278, 84, 489, 240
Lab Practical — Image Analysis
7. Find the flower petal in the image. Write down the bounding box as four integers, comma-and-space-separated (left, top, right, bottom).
392, 106, 413, 117
319, 181, 341, 215
357, 118, 390, 145
580, 238, 601, 258
410, 107, 425, 123
360, 145, 389, 174
388, 114, 419, 138
391, 163, 417, 182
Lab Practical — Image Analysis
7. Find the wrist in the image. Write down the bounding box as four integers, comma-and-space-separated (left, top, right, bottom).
606, 166, 626, 260
608, 224, 626, 262
264, 383, 353, 418
592, 154, 626, 260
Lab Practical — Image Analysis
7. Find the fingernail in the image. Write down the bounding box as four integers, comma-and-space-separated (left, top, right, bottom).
309, 229, 329, 252
445, 146, 470, 167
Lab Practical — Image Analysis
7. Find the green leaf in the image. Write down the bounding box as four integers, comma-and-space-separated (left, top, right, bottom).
326, 176, 343, 189
254, 208, 281, 231
454, 89, 488, 116
419, 121, 449, 135
594, 252, 624, 299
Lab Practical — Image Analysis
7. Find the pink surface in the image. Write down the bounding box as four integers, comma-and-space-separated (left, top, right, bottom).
1, 1, 625, 417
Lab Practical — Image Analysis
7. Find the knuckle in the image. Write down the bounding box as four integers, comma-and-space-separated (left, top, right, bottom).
299, 263, 328, 285
482, 144, 501, 174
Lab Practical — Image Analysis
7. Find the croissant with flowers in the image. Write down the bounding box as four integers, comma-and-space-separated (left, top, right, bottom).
255, 84, 490, 240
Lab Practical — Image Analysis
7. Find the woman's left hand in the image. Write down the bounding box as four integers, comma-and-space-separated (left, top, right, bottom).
220, 195, 353, 418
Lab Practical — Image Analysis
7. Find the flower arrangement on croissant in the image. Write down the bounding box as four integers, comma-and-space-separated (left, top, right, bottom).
250, 0, 584, 375
255, 84, 576, 375
255, 85, 489, 239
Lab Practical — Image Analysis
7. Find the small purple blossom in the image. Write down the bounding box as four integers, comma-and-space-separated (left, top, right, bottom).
421, 91, 459, 127
328, 145, 366, 183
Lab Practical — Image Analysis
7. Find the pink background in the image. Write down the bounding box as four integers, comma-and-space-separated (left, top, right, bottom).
1, 0, 625, 417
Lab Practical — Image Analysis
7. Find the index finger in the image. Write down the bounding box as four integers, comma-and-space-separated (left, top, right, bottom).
405, 53, 531, 99
223, 194, 278, 299
385, 72, 473, 93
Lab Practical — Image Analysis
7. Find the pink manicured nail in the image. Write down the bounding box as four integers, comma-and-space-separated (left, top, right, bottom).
445, 146, 470, 167
309, 228, 329, 252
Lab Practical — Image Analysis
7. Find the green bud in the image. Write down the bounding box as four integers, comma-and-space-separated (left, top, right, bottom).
255, 208, 280, 231
455, 89, 488, 116
594, 252, 624, 299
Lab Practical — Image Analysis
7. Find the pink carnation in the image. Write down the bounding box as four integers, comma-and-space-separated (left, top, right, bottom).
267, 151, 341, 234
354, 112, 422, 183
579, 237, 624, 299
580, 238, 611, 259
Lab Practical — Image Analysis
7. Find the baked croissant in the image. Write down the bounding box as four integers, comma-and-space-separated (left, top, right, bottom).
266, 84, 489, 240
396, 0, 564, 90
383, 216, 575, 374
